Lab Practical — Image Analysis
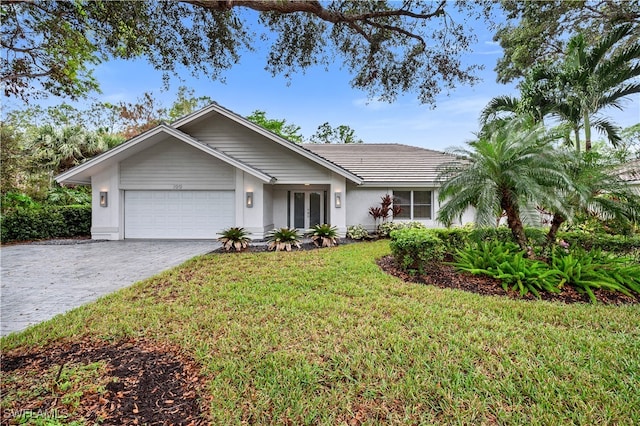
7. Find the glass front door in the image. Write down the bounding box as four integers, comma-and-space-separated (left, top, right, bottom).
291, 191, 324, 229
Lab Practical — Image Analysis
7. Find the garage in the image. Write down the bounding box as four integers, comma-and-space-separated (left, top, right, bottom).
124, 190, 235, 239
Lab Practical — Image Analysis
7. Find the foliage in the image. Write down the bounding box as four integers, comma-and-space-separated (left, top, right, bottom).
530, 25, 640, 151
389, 228, 444, 275
1, 192, 41, 213
452, 240, 640, 302
217, 227, 252, 252
0, 123, 24, 194
346, 224, 369, 240
246, 110, 303, 143
369, 194, 402, 232
267, 227, 302, 252
438, 118, 572, 250
309, 122, 362, 144
551, 247, 640, 303
307, 224, 340, 248
493, 1, 640, 83
2, 1, 487, 104
46, 185, 91, 206
378, 221, 425, 238
1, 205, 91, 243
167, 86, 213, 122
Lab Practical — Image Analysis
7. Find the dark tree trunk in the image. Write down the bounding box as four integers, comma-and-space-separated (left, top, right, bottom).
502, 199, 528, 251
545, 213, 565, 248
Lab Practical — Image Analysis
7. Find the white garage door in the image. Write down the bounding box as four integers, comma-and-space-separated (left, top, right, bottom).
124, 191, 234, 239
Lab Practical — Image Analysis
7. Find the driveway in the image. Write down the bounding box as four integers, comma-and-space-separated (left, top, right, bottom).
1, 240, 218, 337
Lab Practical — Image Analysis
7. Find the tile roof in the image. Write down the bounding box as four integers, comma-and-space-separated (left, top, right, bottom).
617, 159, 640, 183
302, 143, 455, 185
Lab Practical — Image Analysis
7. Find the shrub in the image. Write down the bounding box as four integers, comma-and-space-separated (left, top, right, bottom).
389, 228, 444, 274
218, 227, 251, 252
267, 227, 302, 252
0, 205, 91, 243
452, 241, 561, 297
379, 221, 425, 237
551, 247, 640, 303
346, 224, 369, 240
307, 224, 339, 248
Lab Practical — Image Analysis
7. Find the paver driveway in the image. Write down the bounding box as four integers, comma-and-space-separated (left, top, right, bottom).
1, 240, 217, 337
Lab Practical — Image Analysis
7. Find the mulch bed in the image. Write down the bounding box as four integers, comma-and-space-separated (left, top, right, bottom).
1, 338, 209, 425
377, 254, 639, 305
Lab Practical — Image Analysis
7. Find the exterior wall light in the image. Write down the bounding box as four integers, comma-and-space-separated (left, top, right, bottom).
246, 192, 254, 208
335, 191, 342, 208
99, 191, 108, 207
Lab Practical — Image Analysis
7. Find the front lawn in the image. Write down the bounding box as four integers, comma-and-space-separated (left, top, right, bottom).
2, 240, 639, 424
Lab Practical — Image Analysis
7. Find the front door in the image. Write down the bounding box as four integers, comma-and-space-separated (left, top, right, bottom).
291, 191, 324, 229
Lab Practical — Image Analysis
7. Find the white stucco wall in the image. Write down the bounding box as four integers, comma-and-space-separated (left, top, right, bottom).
90, 164, 120, 240
237, 170, 267, 239
345, 185, 475, 231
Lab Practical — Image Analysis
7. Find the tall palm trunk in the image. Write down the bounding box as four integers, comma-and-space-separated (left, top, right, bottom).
583, 110, 592, 151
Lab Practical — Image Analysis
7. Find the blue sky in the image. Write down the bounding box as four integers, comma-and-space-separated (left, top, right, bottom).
12, 9, 640, 152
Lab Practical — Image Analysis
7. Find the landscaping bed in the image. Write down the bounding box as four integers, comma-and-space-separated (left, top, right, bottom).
377, 254, 639, 305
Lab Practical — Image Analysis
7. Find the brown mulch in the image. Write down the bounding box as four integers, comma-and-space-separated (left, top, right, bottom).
377, 255, 639, 305
1, 338, 209, 425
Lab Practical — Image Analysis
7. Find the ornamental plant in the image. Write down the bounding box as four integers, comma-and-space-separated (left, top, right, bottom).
346, 224, 369, 240
267, 227, 302, 252
217, 227, 251, 252
308, 224, 339, 248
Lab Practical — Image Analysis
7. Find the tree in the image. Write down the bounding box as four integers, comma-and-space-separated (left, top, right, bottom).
437, 118, 572, 250
537, 25, 640, 151
167, 86, 213, 122
2, 1, 487, 104
246, 110, 303, 142
493, 0, 640, 83
543, 151, 640, 244
0, 123, 24, 194
310, 122, 362, 144
483, 25, 640, 153
116, 92, 167, 139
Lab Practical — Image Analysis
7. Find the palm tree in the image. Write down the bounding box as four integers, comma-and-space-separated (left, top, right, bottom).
540, 24, 640, 151
438, 118, 572, 250
543, 151, 640, 245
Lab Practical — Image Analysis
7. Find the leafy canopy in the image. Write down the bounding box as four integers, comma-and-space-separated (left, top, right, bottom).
493, 0, 640, 83
2, 0, 489, 103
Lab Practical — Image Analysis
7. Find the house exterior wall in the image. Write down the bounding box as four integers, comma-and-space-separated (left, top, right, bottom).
345, 184, 475, 231
237, 170, 270, 239
120, 138, 235, 190
182, 117, 331, 184
91, 164, 120, 240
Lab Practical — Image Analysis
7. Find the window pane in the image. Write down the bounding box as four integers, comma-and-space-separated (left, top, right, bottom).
394, 191, 411, 205
393, 191, 411, 218
413, 205, 431, 219
294, 192, 305, 228
413, 191, 431, 204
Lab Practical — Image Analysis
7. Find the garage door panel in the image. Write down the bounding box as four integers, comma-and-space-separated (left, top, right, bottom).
125, 190, 234, 239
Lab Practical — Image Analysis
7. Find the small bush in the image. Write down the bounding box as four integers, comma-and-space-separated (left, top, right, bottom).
0, 205, 91, 243
267, 227, 302, 252
307, 224, 339, 248
218, 227, 251, 252
379, 221, 425, 237
389, 228, 444, 274
346, 224, 369, 240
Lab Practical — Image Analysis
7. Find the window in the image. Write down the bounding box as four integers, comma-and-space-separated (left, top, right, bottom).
393, 190, 432, 220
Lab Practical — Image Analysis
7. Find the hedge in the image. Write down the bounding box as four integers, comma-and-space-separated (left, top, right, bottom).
1, 205, 91, 243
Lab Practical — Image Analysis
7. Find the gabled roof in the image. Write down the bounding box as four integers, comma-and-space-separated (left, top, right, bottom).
303, 143, 454, 186
172, 102, 363, 184
56, 124, 275, 185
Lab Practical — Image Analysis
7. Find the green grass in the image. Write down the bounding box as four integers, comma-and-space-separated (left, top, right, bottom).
2, 240, 640, 424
